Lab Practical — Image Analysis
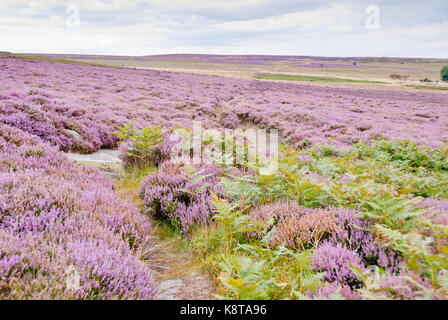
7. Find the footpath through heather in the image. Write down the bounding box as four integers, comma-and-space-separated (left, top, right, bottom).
67, 150, 216, 300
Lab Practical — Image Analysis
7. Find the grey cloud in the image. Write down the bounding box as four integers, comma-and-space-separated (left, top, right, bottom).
0, 0, 447, 57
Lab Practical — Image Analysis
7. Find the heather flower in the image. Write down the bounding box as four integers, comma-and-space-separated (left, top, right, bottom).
1, 53, 447, 300
327, 208, 402, 274
220, 111, 241, 129
417, 198, 448, 225
139, 161, 222, 235
362, 272, 436, 300
312, 243, 365, 287
311, 283, 361, 300
1, 53, 447, 154
0, 124, 156, 299
248, 201, 401, 287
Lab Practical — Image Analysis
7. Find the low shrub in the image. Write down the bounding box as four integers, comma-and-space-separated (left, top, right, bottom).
441, 66, 448, 81
0, 124, 156, 299
115, 123, 177, 169
390, 74, 409, 80
139, 161, 223, 235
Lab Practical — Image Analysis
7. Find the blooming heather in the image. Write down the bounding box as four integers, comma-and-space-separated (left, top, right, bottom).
1, 54, 448, 153
0, 123, 156, 299
310, 283, 361, 300
249, 202, 401, 286
1, 53, 447, 300
327, 208, 401, 275
312, 243, 365, 287
372, 273, 435, 300
417, 198, 448, 225
139, 161, 222, 235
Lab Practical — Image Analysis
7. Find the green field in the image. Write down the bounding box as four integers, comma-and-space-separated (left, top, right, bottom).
254, 73, 387, 84
405, 84, 448, 90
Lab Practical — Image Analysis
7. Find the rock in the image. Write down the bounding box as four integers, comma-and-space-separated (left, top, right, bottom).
156, 276, 214, 300
64, 129, 81, 140
66, 149, 123, 177
158, 279, 184, 300
67, 149, 121, 164
100, 171, 120, 179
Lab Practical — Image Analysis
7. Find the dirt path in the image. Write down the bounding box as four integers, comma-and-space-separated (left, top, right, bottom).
67, 150, 215, 300
114, 175, 216, 300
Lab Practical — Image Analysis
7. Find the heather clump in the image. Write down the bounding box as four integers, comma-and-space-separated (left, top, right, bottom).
0, 97, 119, 154
193, 206, 327, 300
0, 123, 156, 299
248, 201, 338, 248
311, 283, 361, 300
248, 202, 400, 282
312, 243, 365, 287
220, 110, 241, 129
416, 198, 448, 225
0, 101, 70, 149
139, 161, 223, 235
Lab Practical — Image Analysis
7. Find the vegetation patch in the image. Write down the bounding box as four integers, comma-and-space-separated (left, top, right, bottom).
405, 85, 448, 91
255, 73, 387, 84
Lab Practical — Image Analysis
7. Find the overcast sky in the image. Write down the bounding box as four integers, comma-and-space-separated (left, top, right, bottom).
1, 0, 447, 58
